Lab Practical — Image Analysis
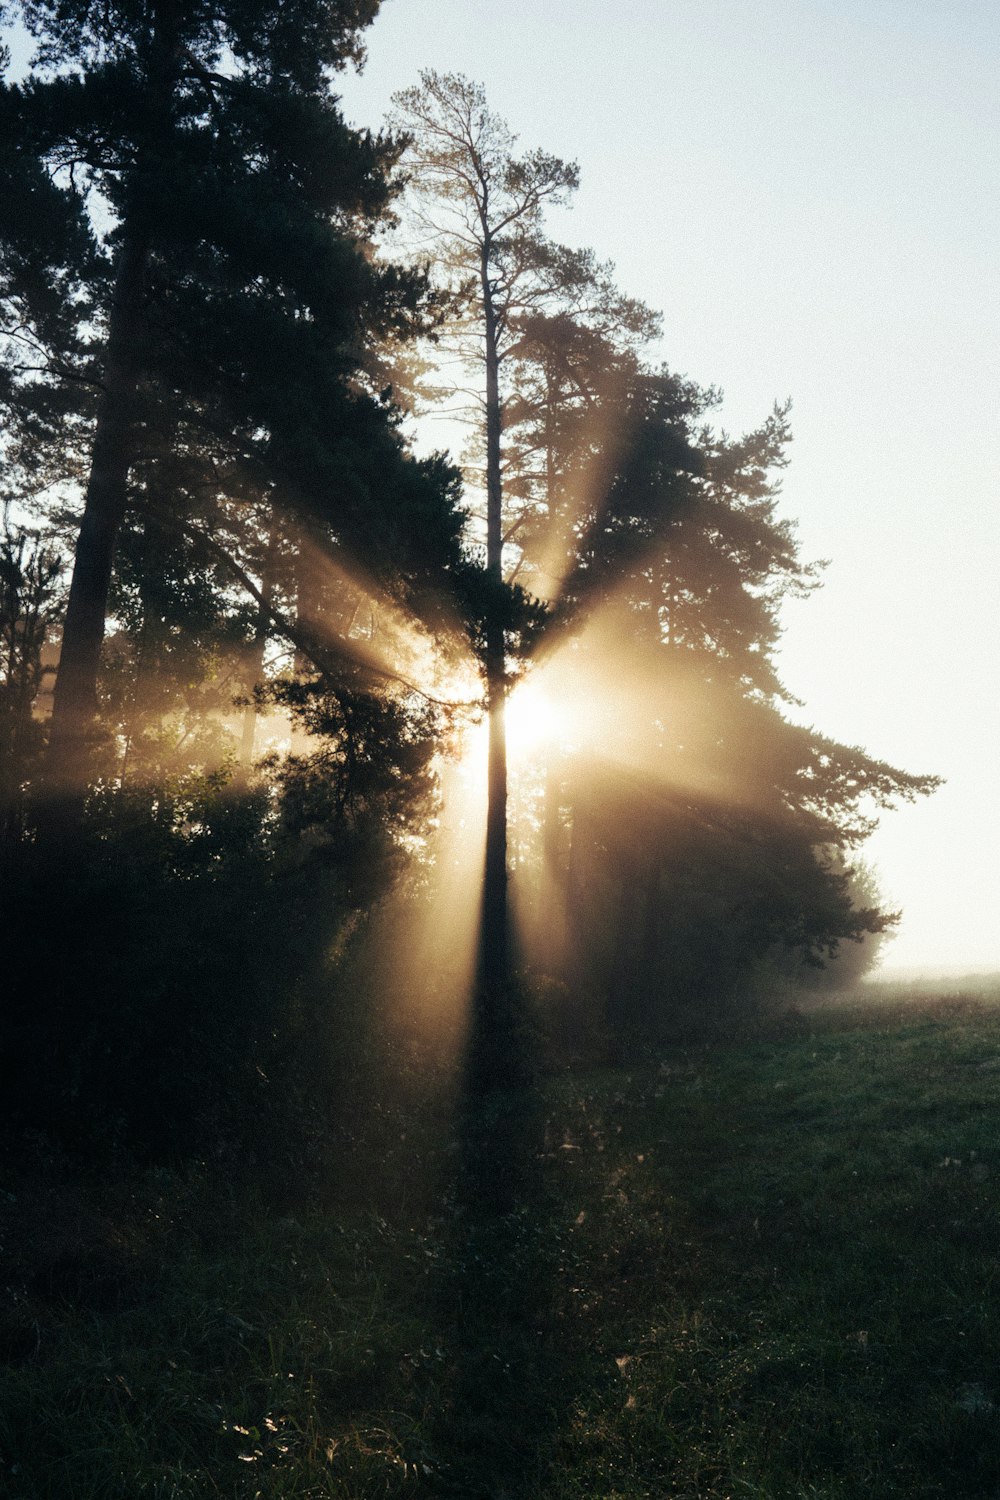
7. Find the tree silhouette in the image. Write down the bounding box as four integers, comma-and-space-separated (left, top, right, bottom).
1, 0, 466, 829
390, 71, 593, 1038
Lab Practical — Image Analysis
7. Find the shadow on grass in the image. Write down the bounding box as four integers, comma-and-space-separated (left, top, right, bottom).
421, 949, 575, 1497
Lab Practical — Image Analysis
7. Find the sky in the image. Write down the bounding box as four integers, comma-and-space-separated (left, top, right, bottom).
5, 2, 997, 972
332, 0, 1000, 975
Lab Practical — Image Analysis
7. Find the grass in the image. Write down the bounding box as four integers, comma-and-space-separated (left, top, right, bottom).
5, 992, 1000, 1496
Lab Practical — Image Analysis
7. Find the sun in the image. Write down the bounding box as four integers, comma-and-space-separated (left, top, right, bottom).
505, 674, 560, 762
454, 668, 567, 779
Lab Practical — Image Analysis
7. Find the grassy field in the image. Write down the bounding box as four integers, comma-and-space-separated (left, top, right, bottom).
4, 991, 1000, 1498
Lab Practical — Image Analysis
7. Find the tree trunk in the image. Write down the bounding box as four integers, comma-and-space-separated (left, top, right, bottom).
42, 226, 148, 823
479, 237, 509, 1004
39, 2, 179, 831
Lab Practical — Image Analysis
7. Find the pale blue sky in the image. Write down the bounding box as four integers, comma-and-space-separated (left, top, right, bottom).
336, 0, 1000, 972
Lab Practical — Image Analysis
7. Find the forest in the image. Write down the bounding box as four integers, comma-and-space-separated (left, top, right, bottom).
0, 0, 938, 1140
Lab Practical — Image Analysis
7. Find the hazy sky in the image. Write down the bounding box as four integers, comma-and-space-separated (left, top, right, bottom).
333, 0, 1000, 974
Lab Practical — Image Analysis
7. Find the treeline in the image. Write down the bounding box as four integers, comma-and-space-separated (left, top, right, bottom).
0, 5, 935, 1144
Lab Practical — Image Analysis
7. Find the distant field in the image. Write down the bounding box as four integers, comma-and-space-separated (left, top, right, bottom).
862, 969, 1000, 1000
5, 992, 1000, 1497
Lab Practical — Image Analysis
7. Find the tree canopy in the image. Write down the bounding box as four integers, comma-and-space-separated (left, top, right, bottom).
0, 38, 939, 1139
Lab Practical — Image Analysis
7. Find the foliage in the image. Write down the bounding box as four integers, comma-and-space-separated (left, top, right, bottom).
777, 857, 894, 992
0, 678, 441, 1150
0, 517, 61, 845
0, 2, 478, 1138
0, 0, 468, 823
263, 672, 441, 901
512, 380, 936, 1038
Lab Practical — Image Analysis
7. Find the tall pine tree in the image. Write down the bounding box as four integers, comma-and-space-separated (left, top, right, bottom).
0, 0, 465, 826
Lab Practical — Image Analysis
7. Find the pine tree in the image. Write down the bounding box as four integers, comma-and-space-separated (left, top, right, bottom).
390, 71, 603, 1034
0, 0, 465, 827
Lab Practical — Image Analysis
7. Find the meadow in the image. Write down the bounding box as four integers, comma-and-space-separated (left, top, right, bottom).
4, 987, 1000, 1498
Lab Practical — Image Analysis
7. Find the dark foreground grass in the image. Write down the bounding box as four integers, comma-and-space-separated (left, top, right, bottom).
5, 994, 1000, 1497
